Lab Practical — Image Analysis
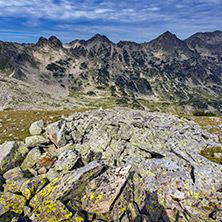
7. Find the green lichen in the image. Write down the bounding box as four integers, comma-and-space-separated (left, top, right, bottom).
200, 147, 222, 164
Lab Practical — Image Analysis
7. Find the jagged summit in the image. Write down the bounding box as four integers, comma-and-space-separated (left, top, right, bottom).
86, 33, 113, 44
149, 31, 183, 47
36, 36, 63, 47
185, 30, 222, 54
48, 36, 63, 47
146, 30, 193, 57
36, 37, 48, 46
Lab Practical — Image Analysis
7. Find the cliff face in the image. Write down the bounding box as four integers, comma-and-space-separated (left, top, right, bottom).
0, 109, 221, 221
0, 31, 222, 113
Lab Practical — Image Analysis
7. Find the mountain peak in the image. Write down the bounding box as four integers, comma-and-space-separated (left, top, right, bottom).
87, 34, 112, 44
185, 30, 222, 45
163, 30, 174, 36
36, 37, 48, 46
159, 31, 177, 40
35, 36, 63, 47
147, 31, 192, 56
48, 36, 63, 47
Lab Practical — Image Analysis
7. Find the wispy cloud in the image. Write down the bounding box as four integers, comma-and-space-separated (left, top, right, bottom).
0, 0, 221, 43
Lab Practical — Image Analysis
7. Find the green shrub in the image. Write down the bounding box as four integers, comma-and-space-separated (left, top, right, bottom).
193, 111, 216, 117
87, 91, 96, 96
200, 147, 222, 164
110, 86, 117, 97
116, 97, 129, 105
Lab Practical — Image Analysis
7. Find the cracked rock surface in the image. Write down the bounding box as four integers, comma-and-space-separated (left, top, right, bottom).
0, 109, 221, 221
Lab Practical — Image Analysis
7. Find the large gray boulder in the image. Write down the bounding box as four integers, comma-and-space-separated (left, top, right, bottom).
25, 135, 49, 148
45, 120, 68, 147
29, 120, 44, 135
0, 142, 28, 174
29, 161, 104, 219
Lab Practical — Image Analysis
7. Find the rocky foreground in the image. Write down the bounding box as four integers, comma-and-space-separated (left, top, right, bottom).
0, 109, 222, 222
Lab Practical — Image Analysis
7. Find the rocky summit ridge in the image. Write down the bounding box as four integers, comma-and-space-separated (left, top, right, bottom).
0, 30, 222, 113
0, 109, 222, 221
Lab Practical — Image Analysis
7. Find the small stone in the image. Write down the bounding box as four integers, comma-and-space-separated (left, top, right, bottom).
23, 206, 32, 217
3, 166, 24, 180
37, 155, 55, 169
29, 168, 38, 177
3, 167, 30, 193
38, 167, 47, 175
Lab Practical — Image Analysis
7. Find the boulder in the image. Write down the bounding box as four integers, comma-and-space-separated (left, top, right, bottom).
29, 120, 44, 135
3, 167, 30, 193
29, 161, 104, 218
45, 120, 67, 147
32, 200, 72, 222
82, 165, 131, 214
20, 175, 49, 200
54, 150, 81, 172
20, 147, 41, 170
0, 192, 26, 219
0, 142, 28, 174
25, 135, 49, 148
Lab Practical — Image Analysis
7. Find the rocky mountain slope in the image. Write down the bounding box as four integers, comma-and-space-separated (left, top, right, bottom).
0, 109, 222, 221
0, 31, 222, 113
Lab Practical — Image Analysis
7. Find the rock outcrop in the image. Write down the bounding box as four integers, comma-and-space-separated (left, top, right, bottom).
0, 109, 221, 221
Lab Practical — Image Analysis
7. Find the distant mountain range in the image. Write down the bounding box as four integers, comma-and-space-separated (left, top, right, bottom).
0, 30, 222, 113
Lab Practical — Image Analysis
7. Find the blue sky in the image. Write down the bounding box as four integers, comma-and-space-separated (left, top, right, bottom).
0, 0, 221, 43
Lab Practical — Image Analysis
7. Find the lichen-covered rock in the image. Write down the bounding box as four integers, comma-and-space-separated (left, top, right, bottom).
54, 150, 79, 171
25, 135, 49, 148
46, 168, 61, 181
20, 175, 49, 200
56, 142, 76, 156
0, 192, 26, 218
82, 164, 131, 214
32, 200, 72, 222
29, 120, 44, 135
46, 120, 67, 147
0, 141, 28, 174
3, 167, 30, 193
29, 161, 104, 218
20, 147, 41, 170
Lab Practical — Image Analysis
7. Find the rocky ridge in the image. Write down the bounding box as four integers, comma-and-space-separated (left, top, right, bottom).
0, 31, 222, 113
0, 109, 222, 221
